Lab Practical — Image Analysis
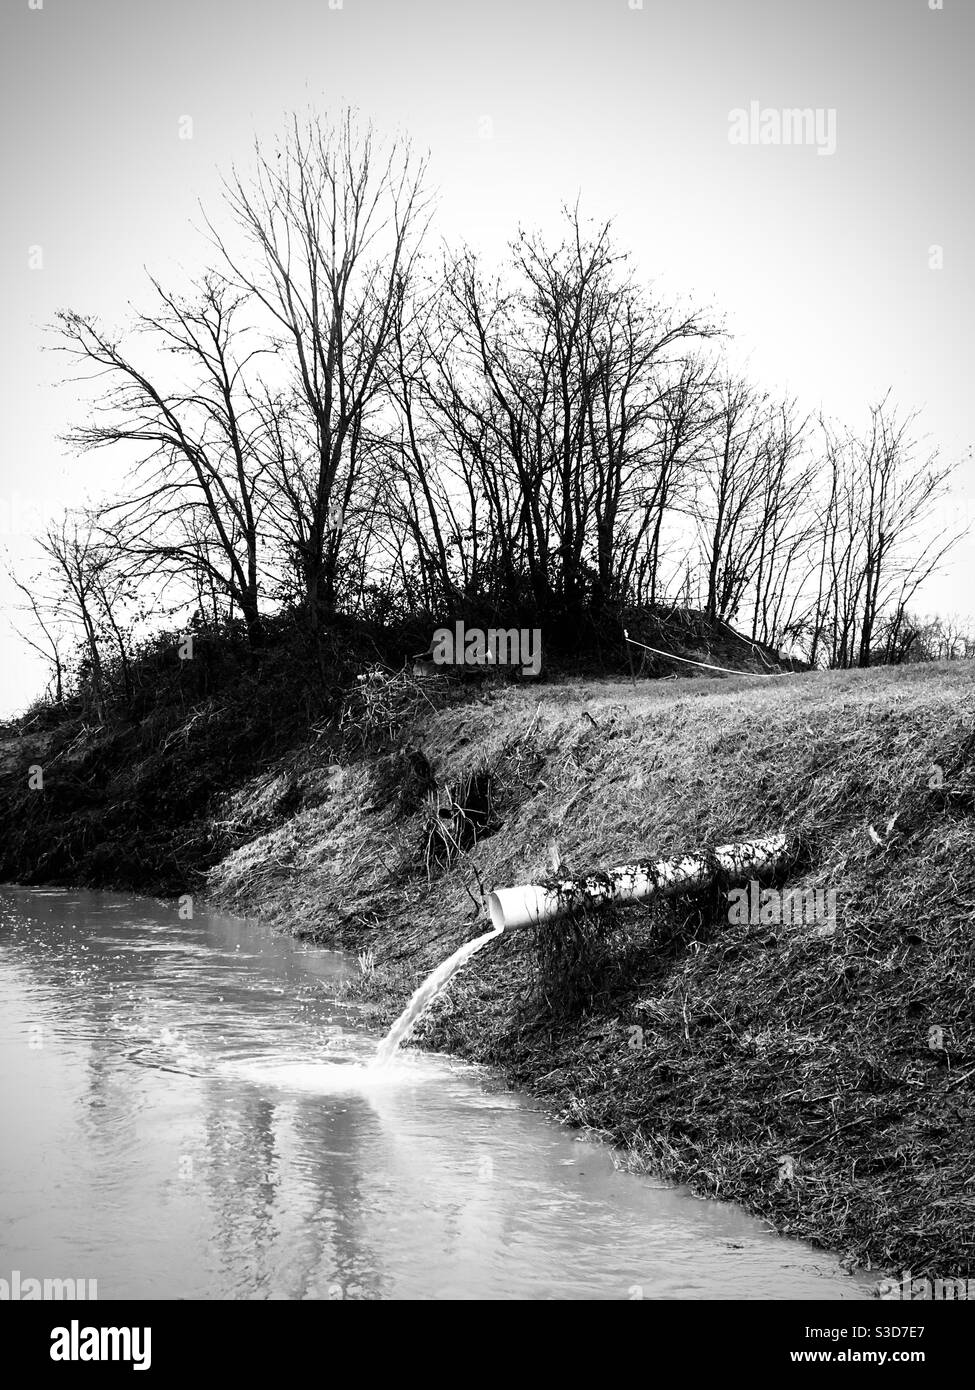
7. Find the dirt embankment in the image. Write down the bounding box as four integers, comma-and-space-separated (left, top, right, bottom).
207, 663, 975, 1282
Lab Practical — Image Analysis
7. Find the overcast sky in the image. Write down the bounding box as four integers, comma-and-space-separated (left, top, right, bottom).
1, 0, 972, 714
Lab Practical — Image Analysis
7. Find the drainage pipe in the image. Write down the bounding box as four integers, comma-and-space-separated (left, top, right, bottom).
487, 834, 790, 931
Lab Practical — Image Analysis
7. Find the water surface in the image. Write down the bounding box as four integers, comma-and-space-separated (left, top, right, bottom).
0, 887, 873, 1300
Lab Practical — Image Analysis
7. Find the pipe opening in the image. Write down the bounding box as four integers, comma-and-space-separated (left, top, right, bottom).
487, 892, 506, 931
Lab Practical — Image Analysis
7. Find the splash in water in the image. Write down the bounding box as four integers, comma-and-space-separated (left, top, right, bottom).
374, 925, 503, 1066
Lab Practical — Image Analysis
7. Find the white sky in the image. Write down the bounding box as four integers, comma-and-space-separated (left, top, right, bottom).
2, 0, 972, 714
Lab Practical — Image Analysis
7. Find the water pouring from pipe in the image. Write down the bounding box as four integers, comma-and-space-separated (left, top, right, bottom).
375, 835, 790, 1065
374, 924, 504, 1066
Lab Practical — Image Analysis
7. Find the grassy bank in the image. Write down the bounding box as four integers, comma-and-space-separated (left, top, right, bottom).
206, 662, 975, 1282
2, 623, 973, 1283
0, 613, 425, 892
0, 605, 783, 892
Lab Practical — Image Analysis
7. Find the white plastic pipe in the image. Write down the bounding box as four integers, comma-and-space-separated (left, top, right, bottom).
487, 835, 789, 931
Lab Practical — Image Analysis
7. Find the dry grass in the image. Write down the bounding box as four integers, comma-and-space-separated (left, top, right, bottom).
420, 767, 500, 875
207, 660, 975, 1279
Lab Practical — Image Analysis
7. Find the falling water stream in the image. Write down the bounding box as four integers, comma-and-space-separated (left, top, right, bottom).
0, 887, 875, 1300
375, 925, 503, 1065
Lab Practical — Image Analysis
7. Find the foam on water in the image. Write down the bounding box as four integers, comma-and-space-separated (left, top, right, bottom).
221, 1058, 397, 1093
218, 1046, 459, 1093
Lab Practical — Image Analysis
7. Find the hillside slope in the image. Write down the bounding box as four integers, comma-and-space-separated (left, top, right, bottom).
0, 607, 792, 891
208, 663, 975, 1280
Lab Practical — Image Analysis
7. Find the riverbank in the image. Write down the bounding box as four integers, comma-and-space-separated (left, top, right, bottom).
207, 662, 975, 1283
3, 650, 974, 1283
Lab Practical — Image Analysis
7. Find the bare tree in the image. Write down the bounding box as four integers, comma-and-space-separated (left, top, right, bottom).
808, 399, 964, 667
35, 515, 111, 717
210, 112, 431, 630
695, 376, 774, 623
7, 567, 67, 706
621, 356, 715, 607
392, 209, 711, 629
747, 401, 815, 648
55, 278, 275, 646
